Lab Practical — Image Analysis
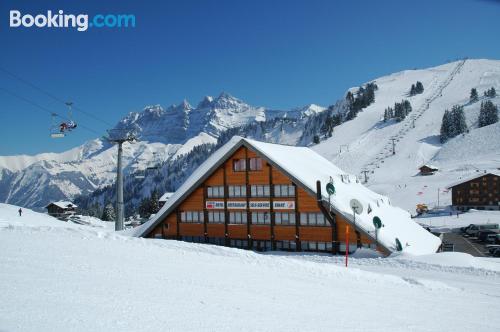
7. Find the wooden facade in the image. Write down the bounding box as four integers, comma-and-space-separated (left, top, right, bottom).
145, 144, 378, 254
449, 173, 500, 211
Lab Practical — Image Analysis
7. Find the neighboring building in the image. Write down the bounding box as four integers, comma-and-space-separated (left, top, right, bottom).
447, 172, 500, 211
159, 192, 174, 209
45, 201, 77, 219
135, 137, 440, 256
419, 165, 438, 175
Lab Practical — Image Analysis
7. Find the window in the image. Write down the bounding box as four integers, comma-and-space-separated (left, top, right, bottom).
274, 184, 295, 197
252, 212, 271, 224
180, 211, 204, 223
228, 185, 247, 197
251, 185, 270, 197
275, 212, 296, 225
229, 212, 247, 224
181, 236, 204, 243
230, 239, 248, 249
207, 237, 226, 246
275, 240, 296, 251
233, 159, 246, 172
207, 186, 224, 198
249, 158, 263, 171
252, 240, 272, 251
302, 241, 331, 252
300, 213, 327, 226
208, 211, 225, 223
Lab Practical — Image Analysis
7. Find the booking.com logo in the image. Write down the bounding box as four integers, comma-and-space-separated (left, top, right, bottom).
9, 10, 136, 32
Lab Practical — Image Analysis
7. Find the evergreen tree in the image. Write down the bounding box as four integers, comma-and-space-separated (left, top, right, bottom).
138, 198, 151, 218
150, 189, 160, 214
470, 88, 479, 103
416, 81, 424, 94
313, 135, 320, 144
450, 105, 467, 137
484, 87, 497, 98
478, 100, 499, 127
440, 110, 452, 143
101, 203, 116, 221
410, 84, 416, 96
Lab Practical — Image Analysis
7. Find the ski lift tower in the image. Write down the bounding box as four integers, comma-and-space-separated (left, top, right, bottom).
107, 129, 136, 231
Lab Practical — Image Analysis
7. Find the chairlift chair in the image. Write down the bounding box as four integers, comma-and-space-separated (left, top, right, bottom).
50, 113, 65, 138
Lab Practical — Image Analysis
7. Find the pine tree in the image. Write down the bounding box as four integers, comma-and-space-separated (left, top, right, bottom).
150, 189, 160, 214
416, 81, 424, 94
478, 100, 499, 127
484, 87, 496, 98
440, 110, 451, 143
410, 84, 416, 96
470, 88, 479, 103
101, 203, 116, 221
450, 105, 467, 137
313, 135, 320, 144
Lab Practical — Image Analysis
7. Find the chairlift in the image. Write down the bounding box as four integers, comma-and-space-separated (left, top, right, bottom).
50, 113, 65, 138
50, 102, 77, 138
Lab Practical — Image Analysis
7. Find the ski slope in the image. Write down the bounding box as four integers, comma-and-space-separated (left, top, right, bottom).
1, 203, 499, 331
314, 59, 500, 211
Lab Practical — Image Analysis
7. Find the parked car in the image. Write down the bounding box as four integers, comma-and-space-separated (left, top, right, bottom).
477, 230, 499, 243
487, 246, 500, 255
460, 224, 474, 233
490, 247, 500, 257
466, 224, 499, 237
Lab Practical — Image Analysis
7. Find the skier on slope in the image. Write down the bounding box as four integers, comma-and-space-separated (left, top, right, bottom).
18, 208, 22, 216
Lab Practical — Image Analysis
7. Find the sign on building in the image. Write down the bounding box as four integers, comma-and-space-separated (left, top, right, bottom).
249, 201, 270, 209
273, 201, 295, 209
206, 201, 224, 209
227, 201, 247, 209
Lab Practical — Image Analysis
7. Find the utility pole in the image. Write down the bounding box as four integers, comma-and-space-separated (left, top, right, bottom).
361, 170, 369, 183
107, 130, 135, 231
391, 138, 396, 155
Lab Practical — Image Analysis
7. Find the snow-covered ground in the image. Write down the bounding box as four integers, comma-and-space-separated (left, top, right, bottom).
1, 203, 499, 331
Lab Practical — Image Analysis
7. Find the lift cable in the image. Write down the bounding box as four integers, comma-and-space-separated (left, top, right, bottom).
0, 87, 103, 136
0, 65, 114, 127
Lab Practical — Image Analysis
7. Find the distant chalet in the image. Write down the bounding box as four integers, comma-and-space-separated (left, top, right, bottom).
45, 201, 77, 220
419, 165, 438, 176
135, 137, 440, 255
447, 172, 500, 211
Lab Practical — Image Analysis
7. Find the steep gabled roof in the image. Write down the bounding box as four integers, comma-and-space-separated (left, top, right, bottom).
133, 136, 440, 255
446, 171, 500, 189
159, 192, 174, 202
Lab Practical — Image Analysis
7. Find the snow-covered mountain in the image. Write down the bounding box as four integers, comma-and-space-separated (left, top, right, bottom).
0, 92, 325, 209
313, 59, 500, 211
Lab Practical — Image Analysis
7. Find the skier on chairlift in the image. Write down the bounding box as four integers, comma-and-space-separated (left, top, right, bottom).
59, 120, 77, 133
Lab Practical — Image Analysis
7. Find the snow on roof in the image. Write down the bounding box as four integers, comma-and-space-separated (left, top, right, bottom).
159, 192, 174, 202
134, 136, 441, 255
45, 201, 77, 209
446, 171, 500, 189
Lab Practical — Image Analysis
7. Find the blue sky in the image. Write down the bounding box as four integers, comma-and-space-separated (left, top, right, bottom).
0, 0, 499, 155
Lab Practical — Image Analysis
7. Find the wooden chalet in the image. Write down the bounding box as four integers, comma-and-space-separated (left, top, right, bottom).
419, 164, 438, 176
135, 137, 440, 256
447, 172, 500, 211
45, 201, 77, 219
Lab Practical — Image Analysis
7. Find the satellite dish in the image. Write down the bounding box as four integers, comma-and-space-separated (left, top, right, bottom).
395, 238, 403, 251
373, 216, 382, 229
326, 182, 336, 195
350, 199, 363, 214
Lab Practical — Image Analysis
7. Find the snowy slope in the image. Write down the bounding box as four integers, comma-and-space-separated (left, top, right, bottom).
1, 203, 499, 331
313, 59, 500, 211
